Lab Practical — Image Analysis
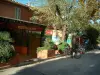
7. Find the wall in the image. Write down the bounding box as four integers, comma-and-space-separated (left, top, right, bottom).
0, 0, 33, 21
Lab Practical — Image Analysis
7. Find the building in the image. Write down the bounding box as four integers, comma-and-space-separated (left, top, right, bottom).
0, 0, 46, 67
0, 0, 32, 21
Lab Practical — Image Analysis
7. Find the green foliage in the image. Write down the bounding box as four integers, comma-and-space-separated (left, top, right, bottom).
82, 25, 100, 45
37, 37, 55, 52
0, 42, 15, 63
0, 31, 15, 63
37, 46, 51, 52
31, 0, 100, 42
30, 6, 52, 25
94, 26, 100, 44
85, 26, 99, 45
58, 42, 67, 51
97, 36, 100, 44
0, 31, 13, 42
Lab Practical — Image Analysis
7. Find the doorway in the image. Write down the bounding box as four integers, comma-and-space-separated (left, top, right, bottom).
27, 32, 41, 58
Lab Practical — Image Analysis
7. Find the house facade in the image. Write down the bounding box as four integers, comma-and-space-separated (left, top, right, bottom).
0, 0, 33, 21
0, 0, 46, 67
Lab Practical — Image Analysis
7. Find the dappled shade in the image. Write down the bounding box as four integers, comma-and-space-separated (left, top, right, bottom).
85, 27, 99, 45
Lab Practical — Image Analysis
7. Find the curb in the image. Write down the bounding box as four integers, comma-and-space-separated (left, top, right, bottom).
15, 55, 68, 67
0, 55, 69, 70
15, 55, 69, 69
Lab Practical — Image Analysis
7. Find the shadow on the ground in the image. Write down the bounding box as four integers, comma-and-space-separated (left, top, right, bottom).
12, 51, 100, 75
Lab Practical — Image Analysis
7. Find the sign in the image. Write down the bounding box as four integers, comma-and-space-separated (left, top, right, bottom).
45, 30, 53, 35
8, 23, 43, 31
52, 30, 62, 45
18, 26, 43, 31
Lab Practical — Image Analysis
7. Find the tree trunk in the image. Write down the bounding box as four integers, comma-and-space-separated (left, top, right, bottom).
62, 25, 67, 42
53, 24, 57, 36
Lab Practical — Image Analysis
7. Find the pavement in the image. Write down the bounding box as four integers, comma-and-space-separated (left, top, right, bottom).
0, 49, 100, 75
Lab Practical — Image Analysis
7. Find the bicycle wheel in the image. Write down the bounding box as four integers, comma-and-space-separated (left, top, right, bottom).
74, 51, 81, 59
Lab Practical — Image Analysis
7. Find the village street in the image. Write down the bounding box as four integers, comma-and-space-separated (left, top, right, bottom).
0, 49, 100, 75
0, 0, 100, 75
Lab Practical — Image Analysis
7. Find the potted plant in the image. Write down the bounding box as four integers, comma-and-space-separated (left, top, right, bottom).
37, 38, 55, 59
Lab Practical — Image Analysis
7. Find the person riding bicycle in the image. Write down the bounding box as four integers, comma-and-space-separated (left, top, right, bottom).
71, 33, 78, 58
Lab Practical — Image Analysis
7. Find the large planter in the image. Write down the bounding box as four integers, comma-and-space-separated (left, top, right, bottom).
14, 46, 27, 55
55, 50, 60, 54
55, 50, 64, 55
37, 50, 55, 59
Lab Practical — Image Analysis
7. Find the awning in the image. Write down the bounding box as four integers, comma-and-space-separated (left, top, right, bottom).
0, 16, 46, 31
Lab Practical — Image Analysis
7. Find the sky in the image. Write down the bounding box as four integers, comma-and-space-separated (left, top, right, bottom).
15, 0, 76, 7
16, 0, 47, 7
16, 0, 79, 7
16, 0, 29, 4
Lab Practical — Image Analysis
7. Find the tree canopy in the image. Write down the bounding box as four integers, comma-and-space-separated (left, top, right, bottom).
31, 0, 100, 36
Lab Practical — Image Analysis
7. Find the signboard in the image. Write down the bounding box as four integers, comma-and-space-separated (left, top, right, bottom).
45, 30, 53, 35
52, 30, 62, 45
8, 23, 43, 31
18, 26, 43, 31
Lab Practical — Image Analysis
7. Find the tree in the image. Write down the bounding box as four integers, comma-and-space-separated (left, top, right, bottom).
67, 0, 100, 31
8, 0, 16, 1
31, 0, 100, 41
47, 0, 71, 41
30, 6, 52, 25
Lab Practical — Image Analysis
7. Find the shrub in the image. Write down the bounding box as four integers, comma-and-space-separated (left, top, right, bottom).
0, 31, 15, 63
58, 42, 67, 51
37, 37, 55, 52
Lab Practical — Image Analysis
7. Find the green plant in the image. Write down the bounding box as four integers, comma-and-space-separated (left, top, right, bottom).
58, 42, 67, 51
85, 27, 99, 45
43, 37, 55, 49
37, 46, 50, 52
0, 31, 13, 42
0, 31, 15, 63
37, 37, 55, 52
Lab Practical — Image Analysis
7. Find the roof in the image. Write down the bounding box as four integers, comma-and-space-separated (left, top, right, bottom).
1, 0, 30, 9
0, 16, 46, 27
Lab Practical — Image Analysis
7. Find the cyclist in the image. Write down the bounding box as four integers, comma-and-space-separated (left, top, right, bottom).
71, 33, 78, 58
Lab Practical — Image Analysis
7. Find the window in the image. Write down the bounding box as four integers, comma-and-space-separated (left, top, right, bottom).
15, 7, 21, 19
